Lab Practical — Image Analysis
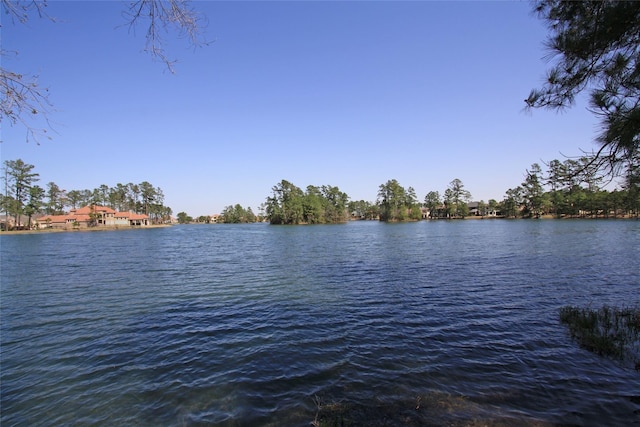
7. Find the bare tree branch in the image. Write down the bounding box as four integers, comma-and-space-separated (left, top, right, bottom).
122, 0, 209, 73
0, 56, 54, 144
1, 0, 209, 143
1, 0, 51, 24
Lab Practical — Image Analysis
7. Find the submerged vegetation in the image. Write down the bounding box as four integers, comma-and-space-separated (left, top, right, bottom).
559, 305, 640, 371
310, 392, 546, 426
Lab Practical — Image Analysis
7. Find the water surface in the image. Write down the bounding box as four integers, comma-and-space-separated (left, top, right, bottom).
1, 220, 639, 425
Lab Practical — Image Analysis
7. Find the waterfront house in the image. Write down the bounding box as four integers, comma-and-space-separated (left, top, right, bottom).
38, 205, 149, 229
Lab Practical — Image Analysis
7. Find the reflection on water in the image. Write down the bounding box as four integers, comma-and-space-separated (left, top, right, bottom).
1, 220, 639, 425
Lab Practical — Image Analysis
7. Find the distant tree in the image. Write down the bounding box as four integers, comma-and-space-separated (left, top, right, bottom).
221, 204, 253, 223
445, 178, 471, 218
303, 185, 326, 224
139, 181, 156, 215
503, 186, 524, 218
24, 184, 44, 228
110, 183, 128, 211
526, 0, 640, 173
2, 158, 39, 228
546, 159, 567, 217
405, 186, 422, 220
423, 191, 441, 219
126, 183, 140, 212
266, 180, 305, 224
522, 163, 546, 218
477, 200, 487, 217
148, 187, 168, 224
266, 180, 349, 224
348, 200, 370, 220
95, 184, 110, 207
321, 185, 349, 223
78, 189, 92, 207
377, 179, 409, 222
45, 182, 66, 214
65, 189, 83, 210
176, 211, 192, 224
622, 150, 640, 217
245, 206, 256, 223
488, 199, 500, 216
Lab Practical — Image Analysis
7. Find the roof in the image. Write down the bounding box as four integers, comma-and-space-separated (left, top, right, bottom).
39, 214, 73, 223
128, 213, 149, 220
114, 211, 149, 219
73, 205, 116, 215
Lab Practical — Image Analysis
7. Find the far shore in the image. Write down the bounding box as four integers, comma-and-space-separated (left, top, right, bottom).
0, 224, 172, 235
2, 215, 637, 234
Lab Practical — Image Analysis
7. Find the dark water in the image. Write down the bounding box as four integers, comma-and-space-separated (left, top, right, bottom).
1, 220, 639, 426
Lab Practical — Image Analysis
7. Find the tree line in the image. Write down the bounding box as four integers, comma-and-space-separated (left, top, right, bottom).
501, 158, 639, 219
1, 159, 173, 229
258, 177, 477, 224
255, 154, 638, 224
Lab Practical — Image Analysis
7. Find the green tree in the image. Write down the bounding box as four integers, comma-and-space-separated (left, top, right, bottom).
488, 199, 500, 216
502, 186, 524, 218
78, 189, 92, 208
266, 180, 349, 224
321, 185, 349, 223
622, 150, 640, 217
608, 189, 626, 218
477, 200, 487, 217
526, 0, 640, 171
126, 183, 140, 212
546, 159, 567, 217
2, 158, 39, 228
405, 186, 422, 220
245, 206, 256, 223
110, 183, 128, 211
96, 184, 110, 207
303, 185, 326, 224
66, 189, 83, 210
148, 187, 168, 224
139, 181, 156, 215
423, 191, 441, 219
266, 180, 305, 224
45, 181, 66, 214
365, 203, 379, 220
377, 179, 408, 222
176, 211, 192, 224
25, 184, 45, 228
445, 178, 471, 218
522, 163, 546, 218
348, 200, 374, 220
221, 204, 252, 223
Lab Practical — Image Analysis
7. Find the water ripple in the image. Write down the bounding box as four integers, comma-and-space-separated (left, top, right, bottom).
2, 221, 639, 426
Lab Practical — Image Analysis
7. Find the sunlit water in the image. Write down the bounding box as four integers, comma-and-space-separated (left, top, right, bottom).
1, 220, 639, 426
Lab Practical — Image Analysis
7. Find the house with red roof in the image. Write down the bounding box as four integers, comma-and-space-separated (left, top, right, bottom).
38, 205, 149, 229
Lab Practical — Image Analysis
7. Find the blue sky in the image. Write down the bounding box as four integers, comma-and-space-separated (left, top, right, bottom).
2, 1, 599, 215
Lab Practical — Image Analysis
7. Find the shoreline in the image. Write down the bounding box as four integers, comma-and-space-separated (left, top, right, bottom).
2, 216, 637, 234
0, 224, 172, 235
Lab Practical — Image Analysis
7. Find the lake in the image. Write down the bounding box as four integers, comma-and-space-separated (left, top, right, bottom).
1, 220, 639, 426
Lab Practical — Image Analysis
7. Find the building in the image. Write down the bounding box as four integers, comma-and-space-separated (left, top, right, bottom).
38, 205, 149, 229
